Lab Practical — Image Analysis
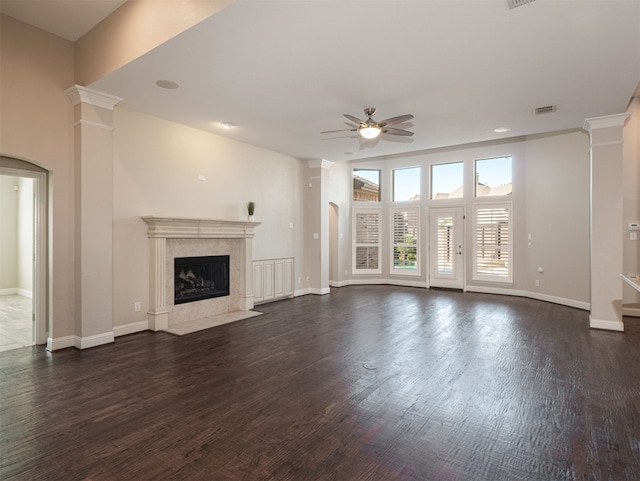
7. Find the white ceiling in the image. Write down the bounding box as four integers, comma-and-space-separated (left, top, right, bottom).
4, 0, 640, 162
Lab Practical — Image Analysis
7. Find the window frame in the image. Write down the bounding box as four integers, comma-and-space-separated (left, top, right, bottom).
391, 166, 421, 203
472, 202, 513, 283
352, 169, 382, 203
390, 207, 420, 276
474, 156, 513, 197
352, 208, 382, 274
430, 161, 464, 200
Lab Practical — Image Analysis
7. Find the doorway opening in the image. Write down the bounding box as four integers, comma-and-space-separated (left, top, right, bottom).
0, 157, 49, 351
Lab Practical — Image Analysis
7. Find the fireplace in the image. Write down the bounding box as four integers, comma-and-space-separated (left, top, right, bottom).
174, 255, 230, 304
142, 216, 260, 331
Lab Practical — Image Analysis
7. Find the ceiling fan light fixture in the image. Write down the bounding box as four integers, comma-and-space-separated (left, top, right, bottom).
359, 126, 381, 139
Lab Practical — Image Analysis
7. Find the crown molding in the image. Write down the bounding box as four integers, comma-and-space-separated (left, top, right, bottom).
583, 113, 630, 132
308, 159, 334, 170
65, 85, 122, 110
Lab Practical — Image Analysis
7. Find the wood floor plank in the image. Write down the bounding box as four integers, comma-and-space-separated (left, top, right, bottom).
2, 286, 640, 480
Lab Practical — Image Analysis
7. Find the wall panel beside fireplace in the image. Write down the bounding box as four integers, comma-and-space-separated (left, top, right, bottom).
253, 258, 294, 305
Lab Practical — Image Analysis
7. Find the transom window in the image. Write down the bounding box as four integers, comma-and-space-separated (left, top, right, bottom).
353, 169, 380, 202
392, 167, 420, 202
475, 156, 512, 197
431, 162, 463, 199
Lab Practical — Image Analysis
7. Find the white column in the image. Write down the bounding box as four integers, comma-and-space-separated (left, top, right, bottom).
307, 159, 334, 295
584, 113, 630, 331
66, 85, 122, 347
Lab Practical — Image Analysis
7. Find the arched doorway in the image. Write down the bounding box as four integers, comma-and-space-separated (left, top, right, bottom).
0, 156, 49, 349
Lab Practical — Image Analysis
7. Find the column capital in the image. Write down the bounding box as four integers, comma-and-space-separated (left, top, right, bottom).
583, 113, 630, 132
308, 159, 334, 170
65, 84, 122, 110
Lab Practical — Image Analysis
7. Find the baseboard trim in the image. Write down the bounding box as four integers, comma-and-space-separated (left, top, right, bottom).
329, 280, 350, 288
308, 287, 331, 295
17, 289, 32, 299
346, 278, 428, 288
294, 288, 310, 297
0, 288, 18, 296
47, 335, 75, 351
522, 291, 590, 311
47, 331, 115, 351
113, 320, 149, 337
622, 305, 640, 318
590, 316, 625, 332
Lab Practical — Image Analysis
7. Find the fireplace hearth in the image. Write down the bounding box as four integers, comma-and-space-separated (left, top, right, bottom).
174, 255, 230, 304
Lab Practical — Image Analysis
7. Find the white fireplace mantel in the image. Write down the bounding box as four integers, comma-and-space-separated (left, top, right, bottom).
141, 216, 261, 331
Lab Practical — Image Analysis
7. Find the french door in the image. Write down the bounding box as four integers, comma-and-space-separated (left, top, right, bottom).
429, 207, 464, 289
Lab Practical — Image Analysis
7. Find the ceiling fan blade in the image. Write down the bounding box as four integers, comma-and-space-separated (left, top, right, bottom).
344, 114, 366, 125
321, 128, 357, 134
382, 128, 414, 136
378, 114, 414, 126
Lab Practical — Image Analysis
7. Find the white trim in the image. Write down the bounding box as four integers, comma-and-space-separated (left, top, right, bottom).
589, 316, 624, 332
329, 280, 350, 288
74, 332, 115, 349
523, 290, 590, 311
47, 332, 116, 351
583, 113, 630, 132
308, 159, 334, 170
294, 288, 310, 297
622, 305, 640, 318
464, 285, 524, 297
113, 320, 149, 337
344, 278, 428, 288
73, 119, 115, 131
17, 289, 32, 299
0, 288, 18, 295
47, 335, 74, 351
65, 84, 122, 109
308, 287, 331, 295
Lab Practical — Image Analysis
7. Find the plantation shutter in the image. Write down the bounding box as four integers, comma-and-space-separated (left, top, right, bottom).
391, 209, 419, 273
474, 204, 511, 282
436, 216, 454, 274
354, 210, 381, 272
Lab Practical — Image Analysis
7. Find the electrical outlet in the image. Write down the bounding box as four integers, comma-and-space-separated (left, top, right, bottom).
134, 302, 141, 312
534, 280, 539, 287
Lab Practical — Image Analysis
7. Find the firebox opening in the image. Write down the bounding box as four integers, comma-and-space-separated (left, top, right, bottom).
174, 255, 230, 305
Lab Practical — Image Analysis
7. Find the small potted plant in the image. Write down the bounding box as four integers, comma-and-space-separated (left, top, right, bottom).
247, 201, 256, 221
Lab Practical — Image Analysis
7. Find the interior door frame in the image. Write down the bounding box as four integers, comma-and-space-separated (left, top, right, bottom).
1, 161, 49, 345
428, 206, 465, 289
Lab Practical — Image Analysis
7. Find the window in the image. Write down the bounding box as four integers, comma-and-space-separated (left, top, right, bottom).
353, 209, 381, 273
431, 162, 463, 199
391, 208, 419, 274
473, 203, 512, 283
475, 156, 512, 197
392, 167, 420, 202
353, 169, 380, 202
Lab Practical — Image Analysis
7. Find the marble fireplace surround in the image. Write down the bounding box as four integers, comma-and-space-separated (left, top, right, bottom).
142, 217, 260, 331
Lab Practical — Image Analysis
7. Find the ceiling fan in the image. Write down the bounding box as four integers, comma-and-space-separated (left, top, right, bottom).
322, 107, 414, 140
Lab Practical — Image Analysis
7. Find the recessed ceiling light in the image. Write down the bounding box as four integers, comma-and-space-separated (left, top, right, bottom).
219, 122, 234, 130
155, 80, 179, 89
494, 127, 511, 133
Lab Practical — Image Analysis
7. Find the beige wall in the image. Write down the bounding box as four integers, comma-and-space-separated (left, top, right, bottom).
112, 108, 303, 328
623, 83, 640, 306
524, 130, 590, 305
0, 176, 19, 290
0, 15, 76, 337
75, 0, 234, 85
337, 131, 591, 307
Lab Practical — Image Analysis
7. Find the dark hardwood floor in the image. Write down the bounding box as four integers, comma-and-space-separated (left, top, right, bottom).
2, 286, 640, 481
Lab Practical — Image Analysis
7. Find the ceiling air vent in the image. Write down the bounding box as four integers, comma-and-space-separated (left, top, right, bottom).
534, 105, 557, 115
508, 0, 536, 9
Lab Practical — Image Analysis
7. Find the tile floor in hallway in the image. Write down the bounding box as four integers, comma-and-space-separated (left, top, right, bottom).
0, 294, 33, 352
